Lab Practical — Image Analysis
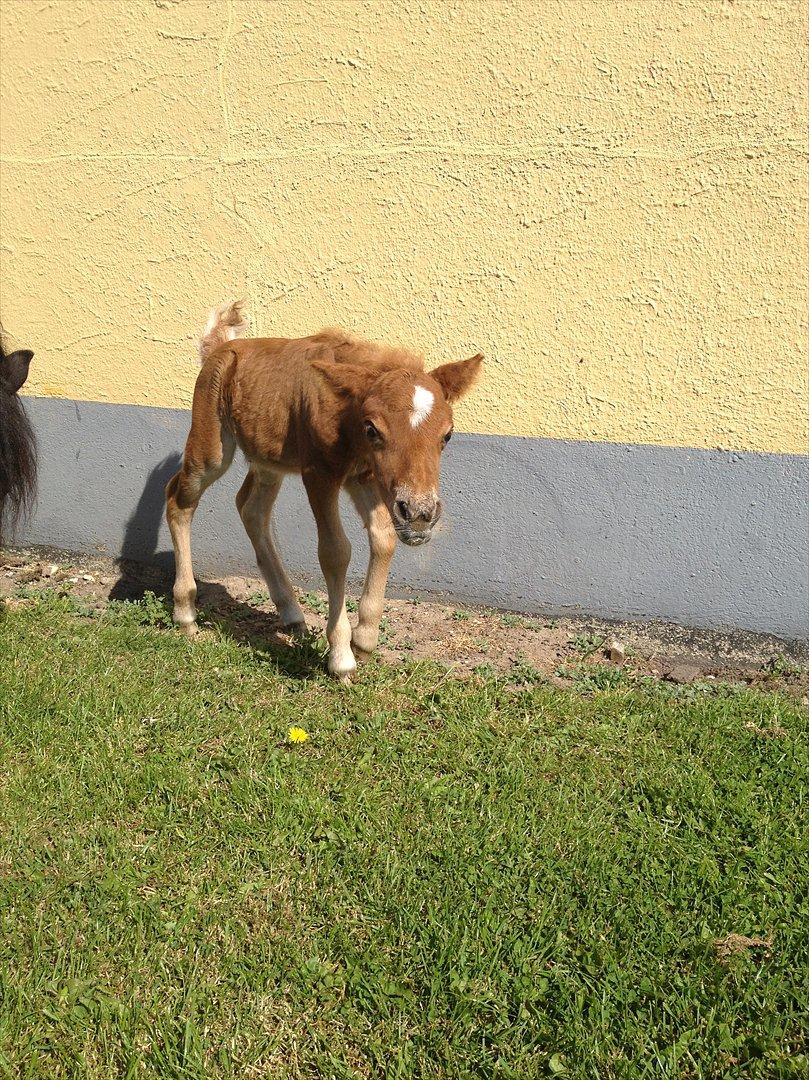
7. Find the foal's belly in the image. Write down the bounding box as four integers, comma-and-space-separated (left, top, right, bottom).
230, 409, 301, 475
246, 454, 300, 480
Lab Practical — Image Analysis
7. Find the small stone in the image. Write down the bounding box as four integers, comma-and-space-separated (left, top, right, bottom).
664, 660, 702, 685
82, 574, 94, 582
99, 576, 112, 586
607, 639, 625, 666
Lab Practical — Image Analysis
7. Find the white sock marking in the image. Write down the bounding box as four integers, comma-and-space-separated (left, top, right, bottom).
410, 385, 434, 428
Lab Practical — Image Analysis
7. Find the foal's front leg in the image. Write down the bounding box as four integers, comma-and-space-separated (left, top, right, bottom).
347, 481, 396, 656
304, 476, 356, 681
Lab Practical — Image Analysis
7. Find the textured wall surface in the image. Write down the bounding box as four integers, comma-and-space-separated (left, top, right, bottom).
21, 398, 809, 638
2, 0, 807, 636
1, 0, 807, 452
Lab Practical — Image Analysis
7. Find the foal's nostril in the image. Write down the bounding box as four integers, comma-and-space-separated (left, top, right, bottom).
395, 499, 411, 522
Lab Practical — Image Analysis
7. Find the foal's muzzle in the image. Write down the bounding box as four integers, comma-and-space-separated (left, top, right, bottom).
392, 495, 442, 546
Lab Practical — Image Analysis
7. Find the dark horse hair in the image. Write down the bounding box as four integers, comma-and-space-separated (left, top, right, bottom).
0, 342, 37, 549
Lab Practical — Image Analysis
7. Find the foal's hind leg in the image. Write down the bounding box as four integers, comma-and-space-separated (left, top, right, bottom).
165, 429, 235, 634
236, 470, 306, 631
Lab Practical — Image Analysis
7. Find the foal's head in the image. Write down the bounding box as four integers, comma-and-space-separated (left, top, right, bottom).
320, 353, 483, 545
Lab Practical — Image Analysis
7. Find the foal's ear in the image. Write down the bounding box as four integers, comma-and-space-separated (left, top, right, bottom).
1, 349, 34, 393
428, 353, 483, 404
312, 360, 376, 400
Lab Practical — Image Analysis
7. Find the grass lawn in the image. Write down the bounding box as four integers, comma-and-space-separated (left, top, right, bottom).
0, 592, 807, 1078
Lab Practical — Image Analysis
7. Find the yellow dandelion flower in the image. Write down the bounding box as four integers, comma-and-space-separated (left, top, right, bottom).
288, 726, 309, 744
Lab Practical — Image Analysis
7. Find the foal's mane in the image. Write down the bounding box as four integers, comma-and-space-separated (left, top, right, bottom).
311, 327, 425, 373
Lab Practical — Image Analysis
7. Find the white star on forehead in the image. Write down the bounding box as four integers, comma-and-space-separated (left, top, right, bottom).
410, 385, 434, 428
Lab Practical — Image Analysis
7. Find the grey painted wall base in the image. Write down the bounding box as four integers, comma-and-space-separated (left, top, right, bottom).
16, 397, 809, 639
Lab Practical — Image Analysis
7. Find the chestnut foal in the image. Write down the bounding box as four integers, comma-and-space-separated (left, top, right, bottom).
165, 303, 482, 681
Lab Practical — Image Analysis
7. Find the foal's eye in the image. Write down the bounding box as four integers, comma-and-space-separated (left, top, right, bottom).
442, 429, 453, 448
364, 420, 383, 443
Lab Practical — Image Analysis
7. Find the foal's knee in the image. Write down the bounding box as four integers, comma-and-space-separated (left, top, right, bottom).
370, 524, 396, 561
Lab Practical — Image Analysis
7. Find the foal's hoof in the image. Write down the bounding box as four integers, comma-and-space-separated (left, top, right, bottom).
328, 649, 357, 684
177, 621, 198, 638
329, 665, 356, 686
284, 620, 308, 639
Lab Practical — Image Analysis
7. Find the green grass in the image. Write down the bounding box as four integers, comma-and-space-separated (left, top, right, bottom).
0, 593, 807, 1078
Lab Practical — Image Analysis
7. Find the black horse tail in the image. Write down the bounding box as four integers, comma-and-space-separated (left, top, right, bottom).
0, 345, 37, 549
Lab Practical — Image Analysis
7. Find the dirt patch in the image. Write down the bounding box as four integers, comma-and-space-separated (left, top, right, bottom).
2, 547, 808, 698
713, 934, 773, 963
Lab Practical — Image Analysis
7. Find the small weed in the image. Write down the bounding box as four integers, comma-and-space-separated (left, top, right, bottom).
571, 633, 606, 657
451, 609, 471, 621
510, 657, 545, 686
301, 591, 328, 616
500, 613, 522, 628
345, 597, 358, 613
559, 661, 626, 692
247, 590, 270, 606
764, 653, 803, 678
377, 617, 393, 647
106, 590, 172, 628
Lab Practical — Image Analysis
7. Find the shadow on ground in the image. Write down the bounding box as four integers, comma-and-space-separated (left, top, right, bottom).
101, 453, 329, 679
109, 556, 329, 679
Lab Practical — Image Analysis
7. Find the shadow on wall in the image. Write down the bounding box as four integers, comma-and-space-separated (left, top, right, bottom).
110, 452, 179, 597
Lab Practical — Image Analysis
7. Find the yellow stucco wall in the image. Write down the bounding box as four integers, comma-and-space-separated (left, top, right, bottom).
1, 0, 807, 453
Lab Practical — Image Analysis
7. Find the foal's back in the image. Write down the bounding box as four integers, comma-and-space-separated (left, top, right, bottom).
204, 328, 425, 471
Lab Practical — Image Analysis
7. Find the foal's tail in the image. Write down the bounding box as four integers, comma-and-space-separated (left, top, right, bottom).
198, 300, 249, 364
